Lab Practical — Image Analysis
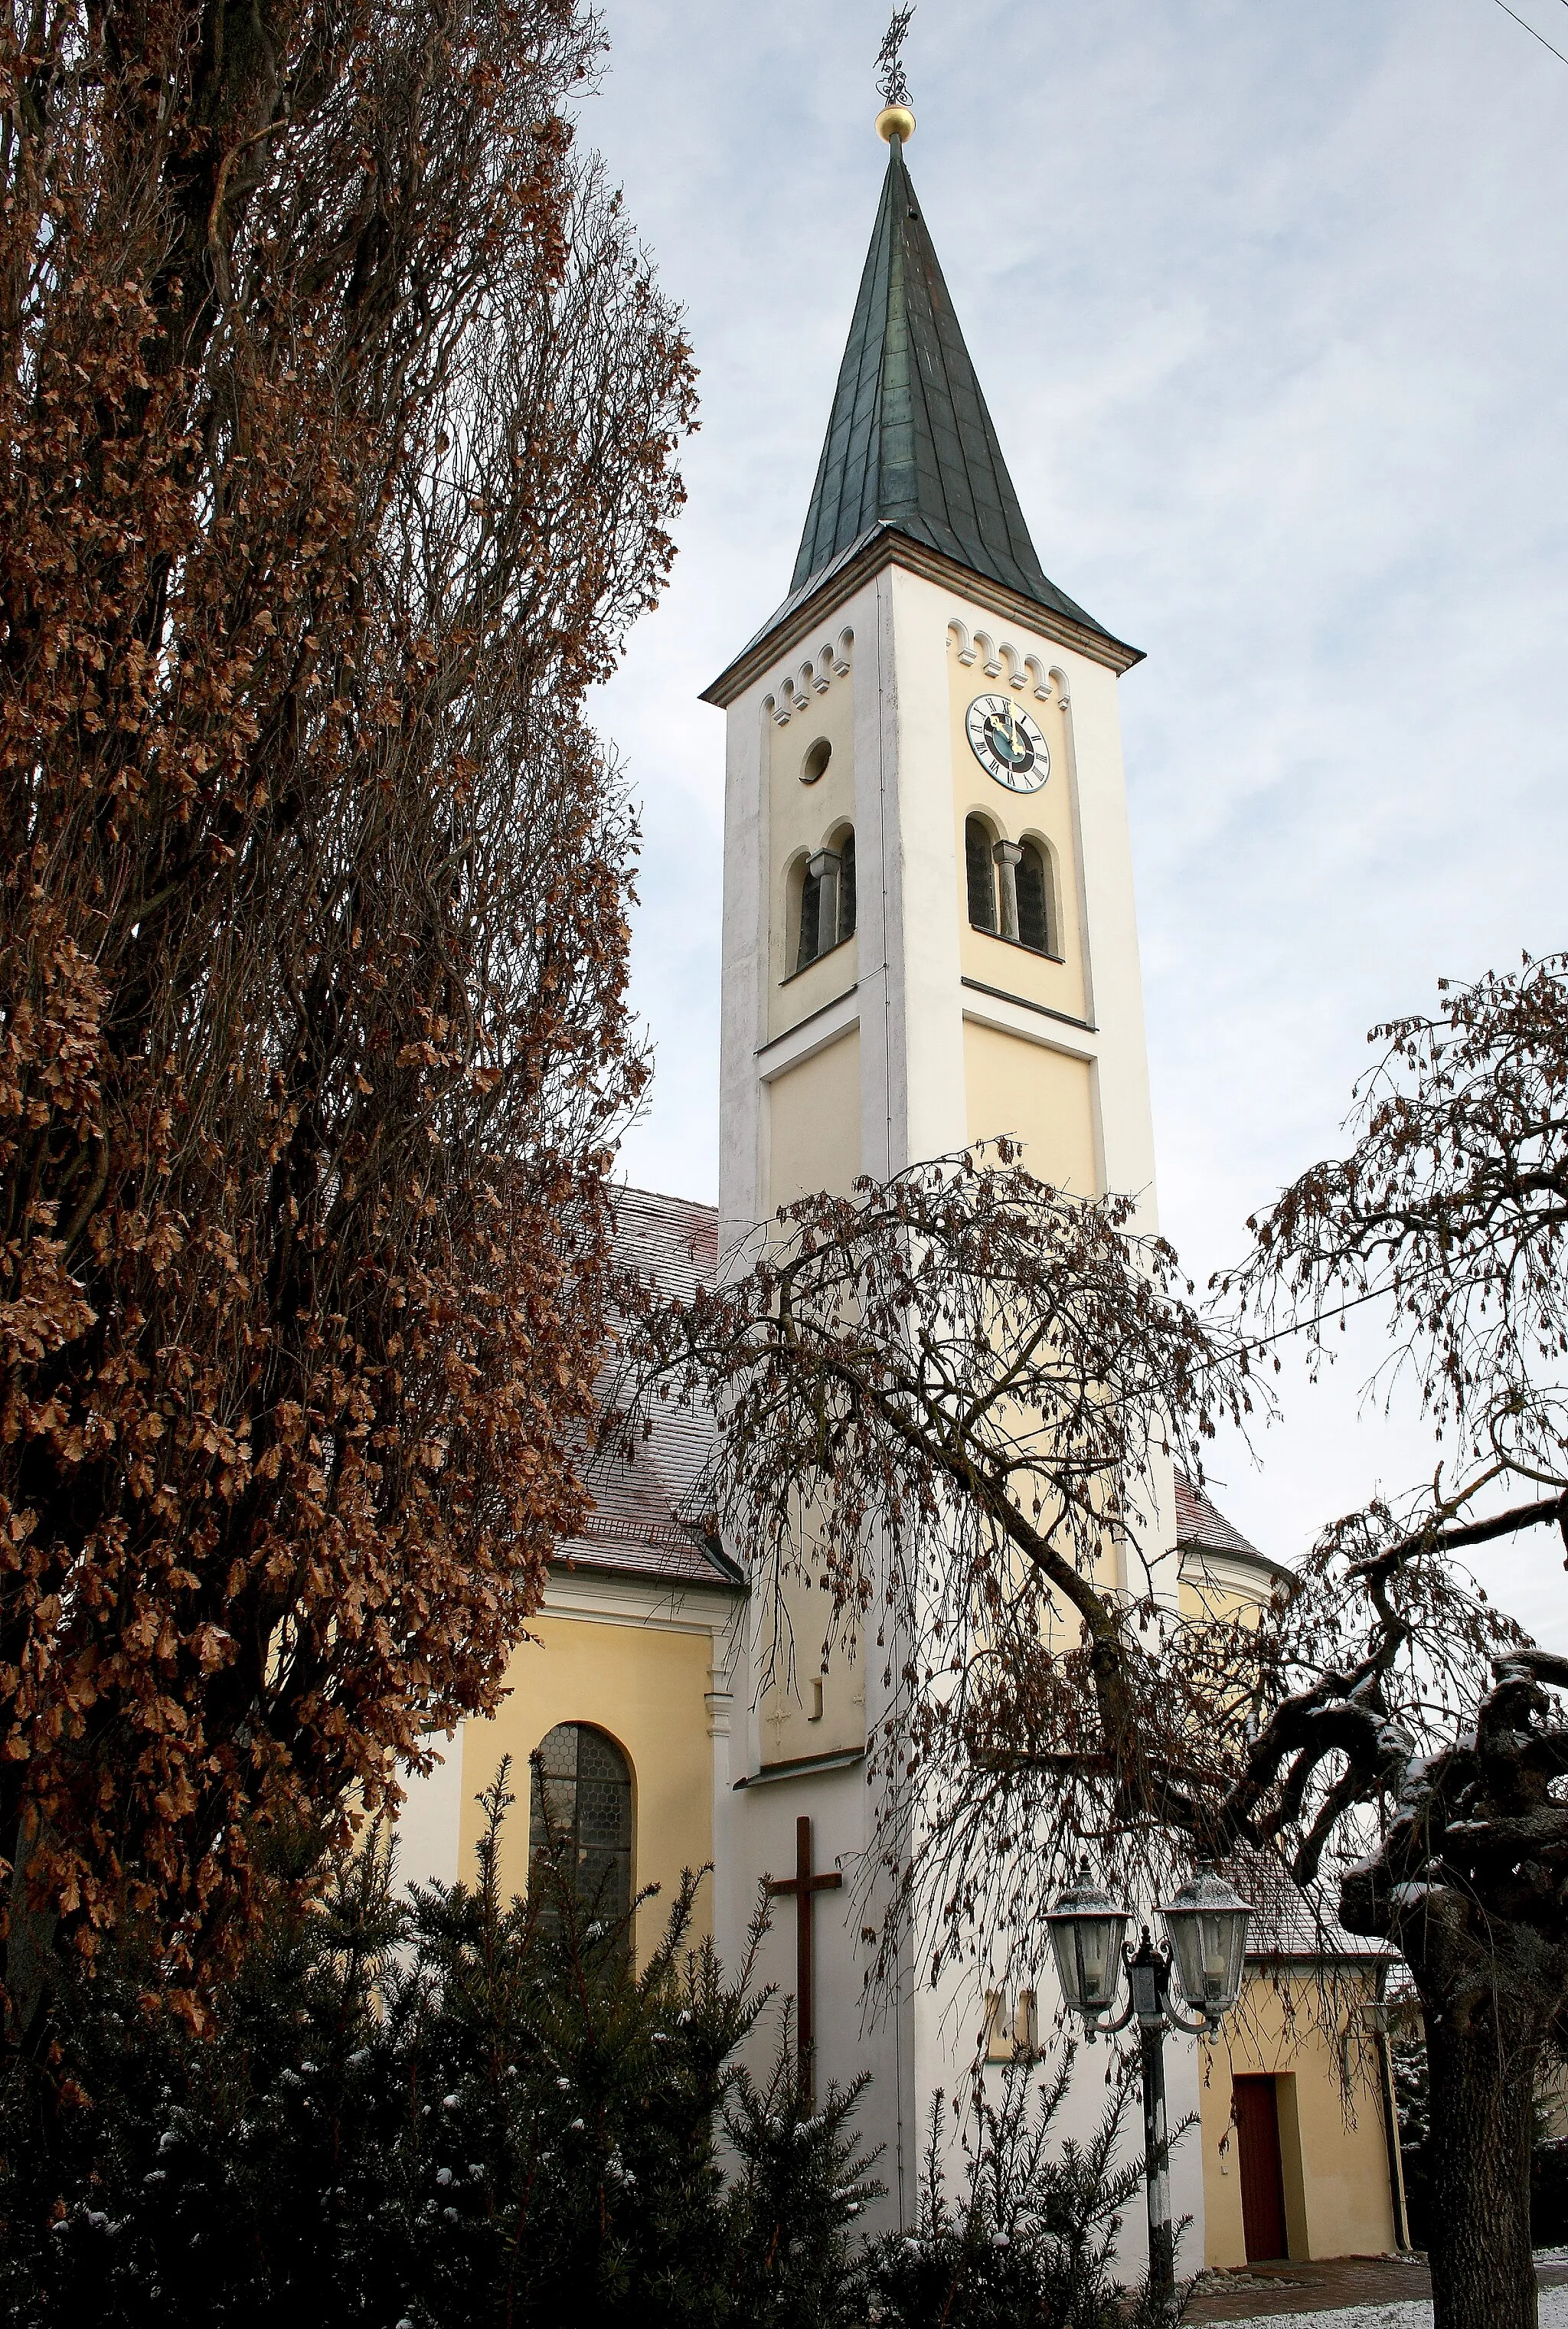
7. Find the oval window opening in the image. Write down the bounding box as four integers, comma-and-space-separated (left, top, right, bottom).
800, 738, 831, 784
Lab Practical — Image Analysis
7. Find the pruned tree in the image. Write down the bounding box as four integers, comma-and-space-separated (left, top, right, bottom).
622, 1124, 1568, 2329
0, 0, 695, 2020
1220, 950, 1568, 2328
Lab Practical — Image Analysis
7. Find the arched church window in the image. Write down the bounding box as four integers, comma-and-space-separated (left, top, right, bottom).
528, 1722, 633, 1953
965, 815, 997, 933
1015, 839, 1055, 956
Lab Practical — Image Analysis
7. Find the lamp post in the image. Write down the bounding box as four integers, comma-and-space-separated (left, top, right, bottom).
1047, 1859, 1252, 2321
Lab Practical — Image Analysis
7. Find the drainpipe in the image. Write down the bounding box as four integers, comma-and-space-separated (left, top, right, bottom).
1370, 1968, 1413, 2252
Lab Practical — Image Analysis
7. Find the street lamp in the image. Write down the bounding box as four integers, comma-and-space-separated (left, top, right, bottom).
1047, 1859, 1252, 2321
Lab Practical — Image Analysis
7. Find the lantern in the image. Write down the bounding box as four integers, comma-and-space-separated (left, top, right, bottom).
1046, 1858, 1131, 2025
1159, 1864, 1251, 2023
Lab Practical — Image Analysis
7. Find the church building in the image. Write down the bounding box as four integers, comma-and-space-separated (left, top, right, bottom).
396, 96, 1405, 2279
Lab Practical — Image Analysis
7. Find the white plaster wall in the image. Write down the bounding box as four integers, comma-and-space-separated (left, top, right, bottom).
716, 644, 770, 1258
887, 566, 969, 1164
391, 1735, 466, 1892
854, 568, 904, 1182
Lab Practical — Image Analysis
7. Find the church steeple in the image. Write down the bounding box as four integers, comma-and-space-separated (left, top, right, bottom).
789, 131, 1105, 640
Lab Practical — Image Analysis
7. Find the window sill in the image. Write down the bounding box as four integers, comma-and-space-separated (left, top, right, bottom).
780, 932, 854, 987
968, 924, 1064, 967
961, 975, 1096, 1035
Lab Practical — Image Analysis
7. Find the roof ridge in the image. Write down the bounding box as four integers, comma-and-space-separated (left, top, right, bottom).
612, 1182, 717, 1218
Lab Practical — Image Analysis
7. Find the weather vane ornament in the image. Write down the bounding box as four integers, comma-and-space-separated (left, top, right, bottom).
876, 7, 915, 110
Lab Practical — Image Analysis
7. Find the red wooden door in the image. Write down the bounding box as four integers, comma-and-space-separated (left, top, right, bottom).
1233, 2075, 1289, 2262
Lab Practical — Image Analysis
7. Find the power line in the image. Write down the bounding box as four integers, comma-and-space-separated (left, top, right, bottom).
1492, 0, 1568, 66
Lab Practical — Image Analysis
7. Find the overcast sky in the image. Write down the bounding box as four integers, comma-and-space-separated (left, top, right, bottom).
577, 1, 1568, 1635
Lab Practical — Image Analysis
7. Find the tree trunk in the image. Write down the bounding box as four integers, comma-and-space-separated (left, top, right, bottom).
1423, 1993, 1540, 2329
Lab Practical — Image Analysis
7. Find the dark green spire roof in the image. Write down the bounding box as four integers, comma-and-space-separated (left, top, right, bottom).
788, 136, 1105, 636
701, 132, 1139, 705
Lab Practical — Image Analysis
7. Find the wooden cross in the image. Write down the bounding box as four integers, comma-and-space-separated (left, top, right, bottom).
766, 1814, 842, 2108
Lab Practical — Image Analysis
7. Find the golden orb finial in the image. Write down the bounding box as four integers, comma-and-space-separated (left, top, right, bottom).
874, 9, 916, 142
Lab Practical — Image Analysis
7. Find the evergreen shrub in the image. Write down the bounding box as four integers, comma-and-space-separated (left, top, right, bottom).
862, 2056, 1167, 2329
0, 1768, 1161, 2326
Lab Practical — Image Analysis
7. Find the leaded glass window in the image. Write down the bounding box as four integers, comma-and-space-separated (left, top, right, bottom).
528, 1722, 633, 1951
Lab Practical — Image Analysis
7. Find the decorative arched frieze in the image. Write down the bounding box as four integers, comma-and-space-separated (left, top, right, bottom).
970, 629, 1003, 679
947, 620, 1053, 701
765, 626, 853, 723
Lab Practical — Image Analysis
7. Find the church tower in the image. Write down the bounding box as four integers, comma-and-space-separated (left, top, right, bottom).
704, 118, 1159, 1271
703, 98, 1191, 2239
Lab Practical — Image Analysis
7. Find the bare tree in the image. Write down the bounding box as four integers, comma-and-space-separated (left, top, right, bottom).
0, 0, 695, 2020
619, 1154, 1261, 1949
625, 1123, 1568, 2329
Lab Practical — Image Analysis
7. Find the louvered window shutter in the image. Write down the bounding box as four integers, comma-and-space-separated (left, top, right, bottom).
1016, 842, 1050, 953
838, 830, 856, 942
796, 866, 822, 972
965, 817, 997, 931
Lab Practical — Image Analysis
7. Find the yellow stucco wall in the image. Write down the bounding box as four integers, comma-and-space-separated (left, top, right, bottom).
767, 1025, 862, 1209
1198, 1974, 1396, 2267
457, 1614, 717, 1964
962, 1021, 1097, 1196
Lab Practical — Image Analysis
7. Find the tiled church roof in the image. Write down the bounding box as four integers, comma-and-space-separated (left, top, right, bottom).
1172, 1467, 1298, 1590
1172, 1467, 1265, 1562
553, 1188, 736, 1591
1223, 1845, 1394, 1966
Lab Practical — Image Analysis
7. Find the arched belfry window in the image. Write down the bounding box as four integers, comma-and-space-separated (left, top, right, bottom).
837, 828, 856, 941
529, 1722, 633, 1949
792, 826, 856, 973
965, 816, 998, 933
1016, 840, 1056, 957
967, 819, 1058, 959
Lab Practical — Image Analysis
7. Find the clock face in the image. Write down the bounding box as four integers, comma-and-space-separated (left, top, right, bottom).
965, 693, 1050, 793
